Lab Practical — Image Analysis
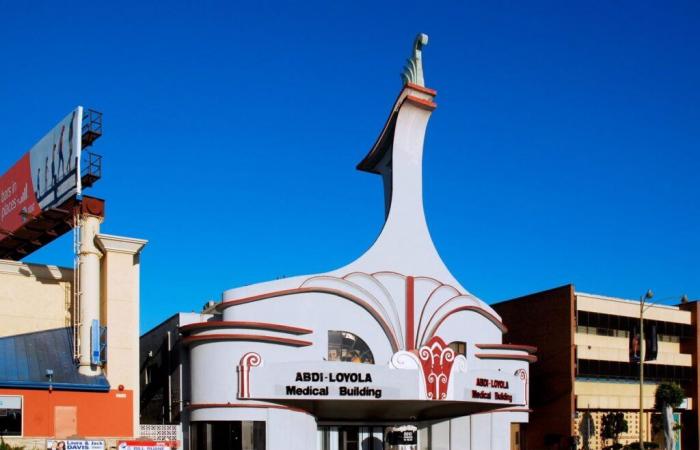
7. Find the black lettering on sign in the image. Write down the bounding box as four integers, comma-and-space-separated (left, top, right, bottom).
295, 372, 323, 382
329, 372, 373, 383
495, 392, 513, 402
339, 386, 382, 399
490, 380, 509, 389
471, 390, 492, 400
285, 385, 329, 396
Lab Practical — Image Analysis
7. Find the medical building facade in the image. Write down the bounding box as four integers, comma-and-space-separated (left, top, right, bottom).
141, 34, 536, 450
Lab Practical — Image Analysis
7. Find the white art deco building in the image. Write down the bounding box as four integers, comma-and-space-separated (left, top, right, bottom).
141, 34, 536, 450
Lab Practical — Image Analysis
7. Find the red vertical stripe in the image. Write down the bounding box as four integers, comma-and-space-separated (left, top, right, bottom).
406, 276, 415, 350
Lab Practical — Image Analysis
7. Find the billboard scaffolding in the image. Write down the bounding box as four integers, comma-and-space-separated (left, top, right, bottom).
0, 108, 103, 260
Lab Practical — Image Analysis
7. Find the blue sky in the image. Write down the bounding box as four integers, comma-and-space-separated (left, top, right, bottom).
1, 1, 698, 332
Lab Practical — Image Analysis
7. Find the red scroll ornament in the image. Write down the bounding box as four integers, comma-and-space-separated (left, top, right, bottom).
415, 336, 456, 400
237, 352, 262, 398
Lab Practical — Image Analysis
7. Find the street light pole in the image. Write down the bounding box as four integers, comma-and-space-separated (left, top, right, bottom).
639, 289, 653, 448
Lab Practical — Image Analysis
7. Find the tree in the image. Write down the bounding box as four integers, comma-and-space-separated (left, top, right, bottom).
654, 383, 684, 450
601, 412, 628, 448
578, 412, 595, 450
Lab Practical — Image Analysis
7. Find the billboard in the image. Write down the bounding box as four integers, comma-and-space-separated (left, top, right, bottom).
0, 107, 83, 235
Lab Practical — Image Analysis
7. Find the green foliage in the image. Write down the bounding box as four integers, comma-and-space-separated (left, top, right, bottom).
0, 437, 25, 450
654, 382, 685, 410
601, 411, 629, 443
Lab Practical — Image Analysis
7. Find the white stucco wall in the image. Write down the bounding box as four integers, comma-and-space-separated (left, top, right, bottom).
178, 75, 533, 450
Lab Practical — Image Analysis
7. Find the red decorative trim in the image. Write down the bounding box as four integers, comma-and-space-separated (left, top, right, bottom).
515, 368, 529, 405
405, 95, 437, 111
370, 271, 454, 288
473, 407, 533, 415
405, 83, 437, 96
180, 321, 312, 335
475, 353, 538, 363
406, 276, 415, 351
415, 336, 458, 400
415, 285, 461, 348
425, 306, 508, 343
237, 352, 261, 398
475, 343, 537, 354
416, 293, 462, 346
188, 402, 311, 415
357, 83, 437, 174
218, 287, 401, 352
182, 334, 312, 347
357, 271, 478, 349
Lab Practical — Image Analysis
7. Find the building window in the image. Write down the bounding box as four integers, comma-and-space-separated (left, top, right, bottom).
191, 421, 265, 450
328, 331, 374, 364
577, 358, 692, 383
317, 426, 411, 450
448, 341, 466, 356
0, 395, 22, 436
577, 311, 691, 341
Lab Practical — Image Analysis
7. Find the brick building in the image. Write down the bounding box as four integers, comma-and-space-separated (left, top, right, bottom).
493, 285, 699, 450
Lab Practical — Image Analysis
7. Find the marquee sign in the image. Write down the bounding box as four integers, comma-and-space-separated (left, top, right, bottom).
239, 358, 416, 400
237, 337, 525, 406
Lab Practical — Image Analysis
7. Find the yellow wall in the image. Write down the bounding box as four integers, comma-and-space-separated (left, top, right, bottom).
0, 233, 146, 441
575, 332, 692, 366
577, 293, 691, 324
0, 259, 73, 337
96, 233, 147, 436
576, 380, 658, 410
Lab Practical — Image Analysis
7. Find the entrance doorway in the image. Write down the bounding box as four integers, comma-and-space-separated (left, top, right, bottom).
319, 426, 418, 450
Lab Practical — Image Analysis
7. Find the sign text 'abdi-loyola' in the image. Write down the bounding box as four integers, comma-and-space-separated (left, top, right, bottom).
286, 371, 382, 399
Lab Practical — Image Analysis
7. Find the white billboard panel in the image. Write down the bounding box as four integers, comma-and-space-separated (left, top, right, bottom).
0, 107, 82, 234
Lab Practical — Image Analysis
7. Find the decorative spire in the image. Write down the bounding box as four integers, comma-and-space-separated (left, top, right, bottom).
401, 33, 429, 86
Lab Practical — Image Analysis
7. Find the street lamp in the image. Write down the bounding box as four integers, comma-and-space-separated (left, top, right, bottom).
639, 289, 654, 448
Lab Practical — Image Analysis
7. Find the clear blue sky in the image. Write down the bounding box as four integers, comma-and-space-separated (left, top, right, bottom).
1, 1, 698, 332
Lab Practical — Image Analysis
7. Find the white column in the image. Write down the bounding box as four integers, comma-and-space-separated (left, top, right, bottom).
431, 421, 450, 450
78, 214, 103, 376
95, 233, 147, 437
450, 417, 469, 450
329, 427, 339, 450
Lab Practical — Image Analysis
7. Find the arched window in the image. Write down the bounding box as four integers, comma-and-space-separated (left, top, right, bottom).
328, 331, 374, 364
448, 341, 466, 357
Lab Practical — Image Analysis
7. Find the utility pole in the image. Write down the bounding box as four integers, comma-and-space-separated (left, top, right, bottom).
639, 289, 653, 448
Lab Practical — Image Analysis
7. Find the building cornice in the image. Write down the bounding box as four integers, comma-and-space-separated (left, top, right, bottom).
0, 258, 72, 281
95, 234, 148, 255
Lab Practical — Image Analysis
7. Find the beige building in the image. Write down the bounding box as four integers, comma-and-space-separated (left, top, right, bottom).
494, 285, 698, 450
0, 259, 74, 337
0, 231, 147, 449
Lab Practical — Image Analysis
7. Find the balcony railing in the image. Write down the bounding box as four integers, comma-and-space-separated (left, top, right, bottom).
81, 151, 102, 188
81, 109, 102, 148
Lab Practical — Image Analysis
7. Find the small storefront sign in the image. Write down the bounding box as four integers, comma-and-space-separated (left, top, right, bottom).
385, 428, 417, 445
47, 440, 105, 450
118, 441, 179, 450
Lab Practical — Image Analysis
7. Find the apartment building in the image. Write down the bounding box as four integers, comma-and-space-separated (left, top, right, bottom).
493, 285, 699, 450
